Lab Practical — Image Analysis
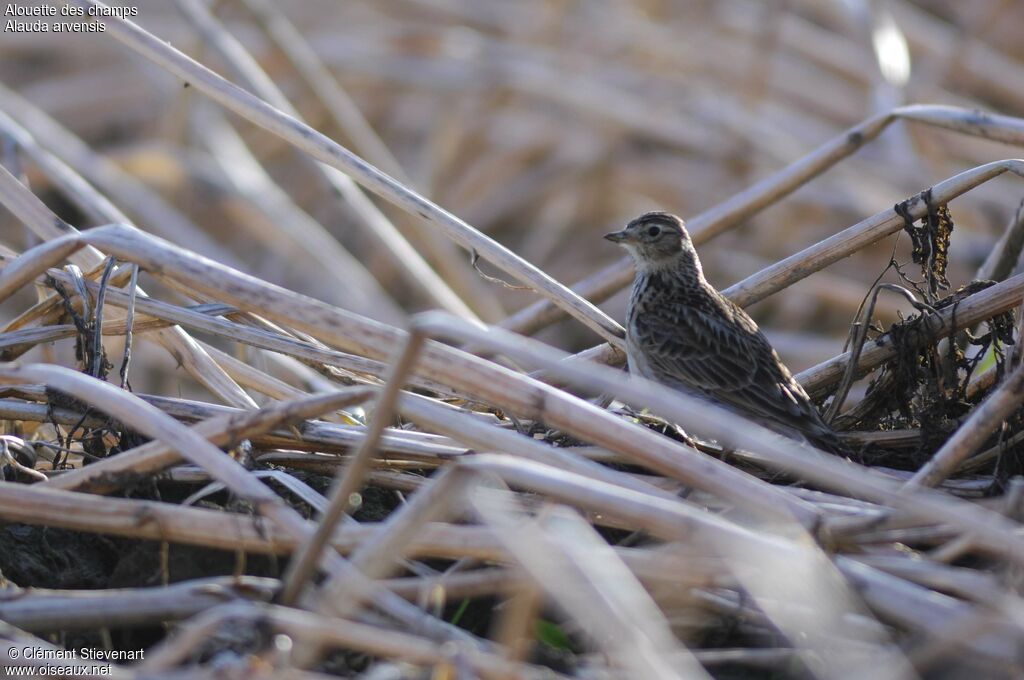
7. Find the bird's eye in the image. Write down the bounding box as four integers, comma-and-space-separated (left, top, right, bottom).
647, 226, 662, 237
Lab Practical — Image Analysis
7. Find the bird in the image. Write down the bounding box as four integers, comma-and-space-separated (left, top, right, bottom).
604, 211, 850, 455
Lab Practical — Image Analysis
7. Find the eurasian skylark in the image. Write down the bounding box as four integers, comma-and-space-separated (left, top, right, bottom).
605, 211, 849, 455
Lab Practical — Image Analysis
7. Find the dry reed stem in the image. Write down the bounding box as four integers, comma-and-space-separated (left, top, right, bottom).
823, 283, 913, 423
0, 163, 258, 409
851, 555, 1007, 605
1, 258, 133, 337
369, 565, 525, 602
4, 4, 1024, 673
455, 449, 754, 537
311, 373, 742, 621
199, 342, 326, 404
196, 342, 367, 428
4, 471, 1019, 660
137, 602, 557, 680
278, 329, 426, 606
43, 387, 373, 493
0, 390, 462, 465
74, 0, 626, 347
0, 576, 278, 632
714, 529, 910, 677
0, 83, 238, 265
318, 467, 470, 616
906, 362, 1024, 489
13, 223, 1024, 563
541, 158, 1024, 377
409, 313, 1024, 565
503, 106, 1024, 337
471, 491, 703, 680
957, 430, 1024, 475
833, 557, 1019, 662
396, 390, 679, 500
798, 271, 1024, 397
0, 483, 509, 560
723, 159, 1024, 308
0, 363, 462, 641
0, 108, 127, 227
454, 459, 1015, 662
337, 450, 798, 639
190, 104, 405, 321
0, 313, 207, 358
462, 471, 974, 667
490, 576, 542, 664
173, 0, 461, 321
0, 362, 296, 511
10, 222, 811, 524
238, 0, 409, 185
977, 199, 1024, 282
133, 266, 390, 401
40, 269, 458, 396
305, 318, 694, 613
1, 479, 719, 588
9, 221, 1024, 569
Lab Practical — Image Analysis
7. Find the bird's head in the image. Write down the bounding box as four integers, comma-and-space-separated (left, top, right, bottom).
604, 212, 698, 271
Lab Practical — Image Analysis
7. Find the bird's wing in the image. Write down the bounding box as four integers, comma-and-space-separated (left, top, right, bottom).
636, 299, 817, 424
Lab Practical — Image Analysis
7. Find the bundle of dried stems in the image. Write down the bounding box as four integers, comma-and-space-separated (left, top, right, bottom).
3, 1, 1024, 678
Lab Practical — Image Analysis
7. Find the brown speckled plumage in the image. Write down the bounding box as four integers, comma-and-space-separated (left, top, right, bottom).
605, 211, 849, 455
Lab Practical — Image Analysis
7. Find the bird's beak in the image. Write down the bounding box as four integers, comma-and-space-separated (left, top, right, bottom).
604, 230, 629, 244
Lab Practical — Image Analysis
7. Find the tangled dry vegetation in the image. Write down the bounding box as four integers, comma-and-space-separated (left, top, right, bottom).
4, 0, 1024, 678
